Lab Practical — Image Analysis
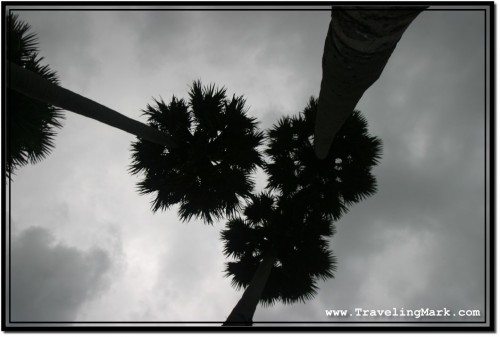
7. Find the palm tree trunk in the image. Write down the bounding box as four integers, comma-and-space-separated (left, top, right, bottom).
223, 250, 277, 326
315, 6, 426, 159
8, 61, 177, 148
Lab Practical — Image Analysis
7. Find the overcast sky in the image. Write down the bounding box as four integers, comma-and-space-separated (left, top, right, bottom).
6, 4, 490, 329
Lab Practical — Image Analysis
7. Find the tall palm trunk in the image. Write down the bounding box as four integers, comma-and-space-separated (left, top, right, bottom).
315, 6, 426, 159
223, 250, 277, 326
8, 61, 177, 148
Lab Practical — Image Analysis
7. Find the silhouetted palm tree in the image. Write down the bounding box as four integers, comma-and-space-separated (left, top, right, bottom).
9, 61, 176, 149
7, 13, 176, 178
222, 97, 382, 325
7, 13, 64, 176
221, 193, 336, 325
315, 6, 426, 159
130, 81, 264, 224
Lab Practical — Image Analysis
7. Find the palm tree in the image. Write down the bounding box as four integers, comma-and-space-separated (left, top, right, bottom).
222, 97, 382, 325
7, 13, 64, 176
7, 14, 177, 172
221, 193, 336, 325
9, 62, 176, 149
315, 5, 426, 159
130, 81, 264, 224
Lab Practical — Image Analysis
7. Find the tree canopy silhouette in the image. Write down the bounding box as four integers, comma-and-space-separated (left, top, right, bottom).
222, 192, 336, 306
7, 13, 64, 176
222, 97, 382, 325
130, 81, 264, 224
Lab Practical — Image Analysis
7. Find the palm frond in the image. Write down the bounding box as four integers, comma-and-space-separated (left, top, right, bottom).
7, 13, 64, 176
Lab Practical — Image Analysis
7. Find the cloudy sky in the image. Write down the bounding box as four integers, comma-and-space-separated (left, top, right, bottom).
6, 4, 491, 329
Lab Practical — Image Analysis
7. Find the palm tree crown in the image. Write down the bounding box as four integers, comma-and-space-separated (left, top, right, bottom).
7, 13, 64, 176
130, 81, 264, 224
222, 192, 336, 305
222, 97, 382, 306
265, 97, 382, 219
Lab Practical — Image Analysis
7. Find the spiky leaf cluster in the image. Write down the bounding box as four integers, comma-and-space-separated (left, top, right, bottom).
265, 97, 382, 220
222, 192, 336, 305
7, 13, 64, 176
130, 81, 264, 224
222, 97, 382, 305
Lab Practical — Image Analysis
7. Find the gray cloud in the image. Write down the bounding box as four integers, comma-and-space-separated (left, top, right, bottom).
10, 227, 113, 322
132, 10, 331, 130
14, 11, 101, 93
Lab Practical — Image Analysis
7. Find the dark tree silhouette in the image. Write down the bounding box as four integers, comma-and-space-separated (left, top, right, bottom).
130, 81, 264, 224
222, 97, 382, 325
7, 13, 177, 179
7, 13, 64, 176
9, 61, 177, 150
315, 6, 426, 159
221, 193, 336, 325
